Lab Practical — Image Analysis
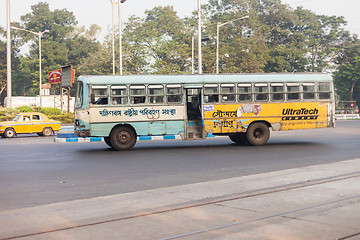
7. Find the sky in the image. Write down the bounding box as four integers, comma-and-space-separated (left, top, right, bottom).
1, 0, 360, 41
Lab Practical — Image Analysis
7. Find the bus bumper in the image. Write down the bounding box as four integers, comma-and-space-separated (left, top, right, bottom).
75, 129, 91, 137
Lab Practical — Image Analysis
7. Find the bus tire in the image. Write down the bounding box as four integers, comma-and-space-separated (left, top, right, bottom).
110, 126, 137, 150
4, 128, 16, 138
229, 133, 247, 145
104, 137, 113, 148
246, 122, 270, 146
42, 127, 53, 136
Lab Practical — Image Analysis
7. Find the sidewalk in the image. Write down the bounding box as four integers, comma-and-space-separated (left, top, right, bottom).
1, 158, 360, 240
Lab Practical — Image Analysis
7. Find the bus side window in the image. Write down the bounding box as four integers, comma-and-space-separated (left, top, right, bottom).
302, 83, 315, 100
91, 86, 108, 105
130, 85, 146, 104
254, 83, 268, 102
287, 83, 300, 101
318, 82, 331, 99
270, 83, 284, 101
149, 85, 164, 104
166, 84, 182, 103
221, 84, 235, 102
238, 83, 252, 102
111, 85, 128, 105
204, 84, 219, 103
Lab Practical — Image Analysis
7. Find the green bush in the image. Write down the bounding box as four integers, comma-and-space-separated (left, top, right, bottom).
0, 108, 19, 121
33, 107, 42, 112
0, 107, 74, 124
48, 113, 74, 124
0, 108, 20, 117
16, 106, 34, 112
40, 107, 62, 116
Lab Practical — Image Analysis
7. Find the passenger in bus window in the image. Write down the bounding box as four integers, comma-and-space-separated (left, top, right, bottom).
167, 95, 175, 103
133, 96, 145, 104
208, 94, 219, 103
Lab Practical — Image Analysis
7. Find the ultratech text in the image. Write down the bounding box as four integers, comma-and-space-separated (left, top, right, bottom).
282, 108, 318, 115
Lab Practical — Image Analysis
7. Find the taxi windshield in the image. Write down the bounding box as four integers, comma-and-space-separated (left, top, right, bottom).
13, 115, 21, 122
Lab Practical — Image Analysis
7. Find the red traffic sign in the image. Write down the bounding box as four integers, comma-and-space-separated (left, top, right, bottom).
350, 103, 354, 107
49, 69, 62, 84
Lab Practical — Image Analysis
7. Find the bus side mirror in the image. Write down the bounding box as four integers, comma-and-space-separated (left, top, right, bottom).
91, 93, 96, 104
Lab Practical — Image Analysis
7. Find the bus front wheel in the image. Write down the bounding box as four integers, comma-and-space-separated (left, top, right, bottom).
246, 122, 270, 146
110, 126, 137, 150
104, 137, 113, 148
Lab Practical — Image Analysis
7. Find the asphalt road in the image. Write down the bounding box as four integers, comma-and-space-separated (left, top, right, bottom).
0, 120, 359, 211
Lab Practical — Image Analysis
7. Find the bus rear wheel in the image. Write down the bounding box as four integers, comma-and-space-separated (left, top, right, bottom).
110, 126, 137, 150
246, 122, 270, 146
229, 133, 247, 145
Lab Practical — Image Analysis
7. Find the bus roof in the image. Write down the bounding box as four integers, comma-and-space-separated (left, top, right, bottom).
78, 73, 332, 85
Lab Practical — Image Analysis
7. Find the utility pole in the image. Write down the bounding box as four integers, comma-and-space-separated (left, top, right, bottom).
110, 0, 116, 75
216, 16, 249, 74
6, 0, 12, 108
11, 26, 49, 108
119, 0, 126, 75
197, 0, 202, 74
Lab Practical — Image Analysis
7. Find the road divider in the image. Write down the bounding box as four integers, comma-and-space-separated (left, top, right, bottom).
54, 132, 217, 143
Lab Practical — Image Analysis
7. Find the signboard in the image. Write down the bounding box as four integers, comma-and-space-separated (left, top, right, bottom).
49, 66, 75, 87
49, 69, 62, 84
61, 65, 73, 87
351, 103, 354, 107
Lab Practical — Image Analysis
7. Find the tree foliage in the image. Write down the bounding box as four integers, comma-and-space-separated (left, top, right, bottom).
1, 0, 359, 106
10, 2, 101, 97
333, 42, 360, 106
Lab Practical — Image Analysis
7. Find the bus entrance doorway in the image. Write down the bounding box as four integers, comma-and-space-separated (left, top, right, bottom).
185, 87, 204, 140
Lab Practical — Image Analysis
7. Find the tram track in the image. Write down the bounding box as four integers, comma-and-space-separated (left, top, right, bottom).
337, 232, 360, 240
2, 171, 360, 240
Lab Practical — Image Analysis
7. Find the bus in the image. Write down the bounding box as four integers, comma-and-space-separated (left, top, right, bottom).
74, 73, 335, 150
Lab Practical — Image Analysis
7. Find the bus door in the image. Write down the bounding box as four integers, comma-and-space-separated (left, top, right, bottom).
184, 86, 204, 140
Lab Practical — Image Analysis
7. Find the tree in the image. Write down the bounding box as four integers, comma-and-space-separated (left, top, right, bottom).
333, 42, 360, 106
11, 2, 102, 97
0, 28, 7, 98
122, 6, 192, 74
0, 27, 21, 105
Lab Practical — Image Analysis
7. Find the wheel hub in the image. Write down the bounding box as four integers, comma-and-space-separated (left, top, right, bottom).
117, 131, 130, 143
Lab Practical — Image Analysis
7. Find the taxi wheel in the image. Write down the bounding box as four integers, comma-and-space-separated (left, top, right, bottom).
42, 127, 53, 136
4, 128, 16, 138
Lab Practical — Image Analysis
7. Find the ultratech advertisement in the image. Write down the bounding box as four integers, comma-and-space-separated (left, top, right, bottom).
203, 102, 328, 133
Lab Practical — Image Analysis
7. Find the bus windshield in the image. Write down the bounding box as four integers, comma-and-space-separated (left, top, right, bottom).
75, 81, 83, 109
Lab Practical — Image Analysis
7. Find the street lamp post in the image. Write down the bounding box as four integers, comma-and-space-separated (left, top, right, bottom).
119, 0, 126, 75
192, 36, 212, 74
192, 37, 195, 74
11, 26, 49, 108
6, 0, 11, 108
216, 16, 249, 74
110, 0, 116, 75
111, 0, 126, 75
197, 0, 202, 74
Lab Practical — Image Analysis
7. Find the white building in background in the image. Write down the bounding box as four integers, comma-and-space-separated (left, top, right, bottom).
4, 95, 75, 113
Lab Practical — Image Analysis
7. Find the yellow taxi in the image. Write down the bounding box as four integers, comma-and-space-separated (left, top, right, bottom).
0, 112, 61, 138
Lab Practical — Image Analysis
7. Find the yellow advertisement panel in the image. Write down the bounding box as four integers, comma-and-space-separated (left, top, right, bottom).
203, 102, 329, 134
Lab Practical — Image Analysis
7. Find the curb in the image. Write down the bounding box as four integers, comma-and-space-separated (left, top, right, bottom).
54, 137, 103, 143
54, 133, 217, 143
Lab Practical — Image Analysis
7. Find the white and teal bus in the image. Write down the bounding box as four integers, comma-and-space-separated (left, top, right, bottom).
74, 73, 335, 150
